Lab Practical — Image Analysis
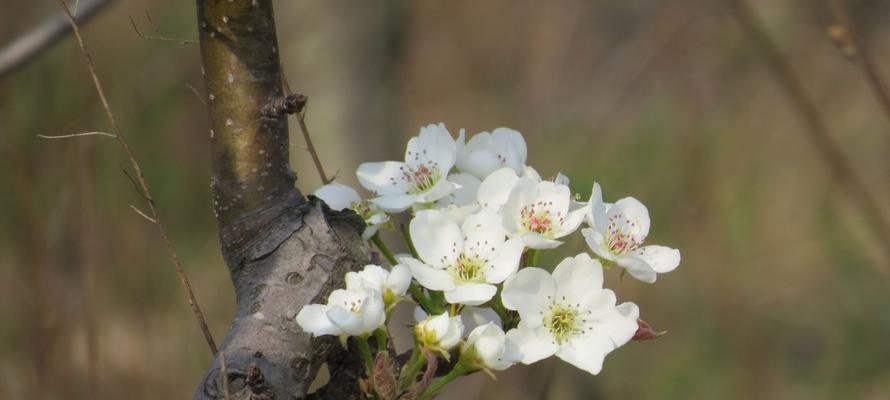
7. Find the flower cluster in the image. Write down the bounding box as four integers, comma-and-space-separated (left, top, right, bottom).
300, 123, 680, 398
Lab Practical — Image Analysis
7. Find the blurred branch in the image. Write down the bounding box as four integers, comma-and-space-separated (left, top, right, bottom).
729, 0, 890, 270
0, 0, 113, 81
828, 0, 890, 136
54, 0, 218, 354
37, 131, 116, 139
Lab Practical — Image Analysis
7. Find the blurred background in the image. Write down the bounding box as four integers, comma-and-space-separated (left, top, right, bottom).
2, 0, 890, 398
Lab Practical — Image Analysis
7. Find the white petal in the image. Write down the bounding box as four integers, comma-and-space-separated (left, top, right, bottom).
458, 146, 502, 179
581, 228, 616, 261
518, 232, 563, 250
462, 208, 507, 257
358, 290, 386, 333
357, 161, 409, 196
296, 304, 340, 336
555, 206, 588, 238
414, 178, 459, 203
503, 327, 559, 364
536, 181, 571, 218
522, 166, 542, 181
461, 307, 503, 332
484, 238, 524, 284
629, 245, 681, 273
477, 167, 520, 210
386, 264, 412, 297
616, 255, 657, 283
555, 334, 614, 375
444, 283, 497, 306
490, 127, 527, 172
554, 172, 570, 187
501, 267, 555, 321
439, 316, 465, 349
401, 257, 455, 291
552, 254, 605, 308
410, 210, 463, 267
437, 173, 481, 207
326, 305, 364, 336
586, 182, 608, 231
407, 123, 457, 173
313, 182, 361, 211
370, 194, 417, 213
595, 302, 640, 348
466, 323, 511, 370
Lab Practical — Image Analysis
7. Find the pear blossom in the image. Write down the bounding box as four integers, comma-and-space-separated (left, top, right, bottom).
456, 127, 527, 179
401, 209, 524, 305
357, 123, 461, 212
314, 181, 390, 239
460, 322, 513, 375
479, 168, 586, 249
582, 182, 681, 283
296, 287, 386, 343
414, 310, 464, 359
501, 253, 639, 375
345, 264, 411, 309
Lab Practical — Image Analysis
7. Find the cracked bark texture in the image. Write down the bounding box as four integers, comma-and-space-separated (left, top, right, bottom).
194, 0, 368, 398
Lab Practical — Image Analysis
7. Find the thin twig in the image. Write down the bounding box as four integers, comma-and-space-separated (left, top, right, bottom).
186, 83, 208, 106
129, 205, 157, 223
729, 0, 890, 270
828, 0, 890, 137
128, 15, 197, 45
57, 0, 218, 354
281, 71, 331, 184
0, 0, 113, 80
219, 351, 231, 400
37, 131, 116, 139
297, 107, 331, 185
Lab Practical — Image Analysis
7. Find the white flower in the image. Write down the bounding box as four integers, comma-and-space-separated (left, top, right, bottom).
460, 323, 513, 375
401, 209, 524, 306
415, 310, 464, 359
461, 306, 502, 334
314, 181, 390, 239
456, 127, 527, 179
581, 182, 680, 283
501, 254, 639, 375
357, 123, 460, 212
345, 264, 411, 309
295, 287, 386, 342
479, 168, 586, 249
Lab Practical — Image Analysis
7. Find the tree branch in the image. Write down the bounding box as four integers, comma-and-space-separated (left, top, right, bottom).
194, 0, 370, 398
0, 0, 113, 80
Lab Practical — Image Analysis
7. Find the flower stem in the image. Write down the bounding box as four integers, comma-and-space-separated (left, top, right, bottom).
400, 223, 419, 258
370, 232, 398, 266
527, 249, 542, 267
410, 283, 436, 314
400, 346, 426, 389
419, 363, 468, 399
374, 328, 388, 352
356, 337, 374, 373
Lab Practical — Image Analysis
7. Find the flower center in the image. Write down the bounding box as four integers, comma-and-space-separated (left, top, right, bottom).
447, 253, 487, 284
341, 298, 363, 313
351, 200, 375, 220
543, 303, 581, 344
402, 150, 443, 194
606, 214, 642, 255
520, 201, 563, 236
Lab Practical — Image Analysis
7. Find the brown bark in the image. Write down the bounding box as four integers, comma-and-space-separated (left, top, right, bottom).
194, 0, 368, 398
